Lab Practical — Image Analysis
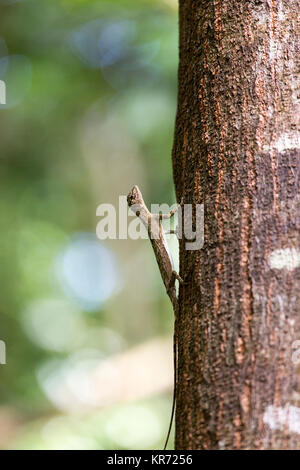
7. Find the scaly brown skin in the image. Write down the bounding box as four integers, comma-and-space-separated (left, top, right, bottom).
127, 185, 183, 449
127, 185, 183, 311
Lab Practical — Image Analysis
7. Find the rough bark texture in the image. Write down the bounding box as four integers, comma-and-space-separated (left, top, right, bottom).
172, 0, 300, 449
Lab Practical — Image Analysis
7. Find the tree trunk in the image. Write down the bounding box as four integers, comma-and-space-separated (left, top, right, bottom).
172, 0, 300, 449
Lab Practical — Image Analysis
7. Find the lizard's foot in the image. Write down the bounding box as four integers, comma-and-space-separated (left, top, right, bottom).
172, 270, 185, 285
159, 199, 183, 220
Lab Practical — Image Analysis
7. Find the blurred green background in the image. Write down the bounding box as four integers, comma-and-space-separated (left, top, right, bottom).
0, 0, 179, 450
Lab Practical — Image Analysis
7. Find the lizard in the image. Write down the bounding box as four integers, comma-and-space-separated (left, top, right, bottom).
127, 185, 184, 450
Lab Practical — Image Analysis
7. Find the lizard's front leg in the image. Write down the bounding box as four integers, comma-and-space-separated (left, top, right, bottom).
157, 197, 183, 220
169, 270, 184, 287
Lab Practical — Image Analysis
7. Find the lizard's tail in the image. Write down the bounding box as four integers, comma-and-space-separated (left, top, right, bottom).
164, 331, 177, 450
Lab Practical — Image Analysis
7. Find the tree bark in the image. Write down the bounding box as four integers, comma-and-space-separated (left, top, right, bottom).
172, 0, 300, 449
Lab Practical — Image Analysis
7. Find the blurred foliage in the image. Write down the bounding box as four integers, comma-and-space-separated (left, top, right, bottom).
0, 0, 178, 449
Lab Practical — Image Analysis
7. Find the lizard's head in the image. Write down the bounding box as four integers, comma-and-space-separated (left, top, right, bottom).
127, 185, 143, 207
